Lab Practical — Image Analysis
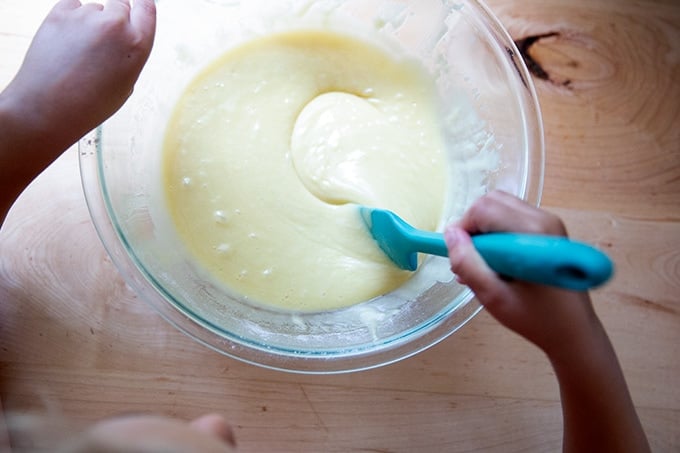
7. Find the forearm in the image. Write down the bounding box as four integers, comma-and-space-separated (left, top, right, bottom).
0, 88, 71, 225
548, 320, 650, 453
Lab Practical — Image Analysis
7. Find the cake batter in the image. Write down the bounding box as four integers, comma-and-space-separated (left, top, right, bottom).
163, 30, 447, 311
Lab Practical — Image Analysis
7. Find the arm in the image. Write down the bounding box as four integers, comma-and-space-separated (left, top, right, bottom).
0, 0, 156, 225
445, 190, 649, 453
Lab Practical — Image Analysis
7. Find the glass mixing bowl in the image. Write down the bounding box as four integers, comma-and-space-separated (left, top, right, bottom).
79, 0, 543, 373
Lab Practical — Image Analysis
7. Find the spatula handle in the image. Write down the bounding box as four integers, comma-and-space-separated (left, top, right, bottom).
471, 233, 613, 290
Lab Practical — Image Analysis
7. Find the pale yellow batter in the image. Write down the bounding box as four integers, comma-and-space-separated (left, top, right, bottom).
163, 30, 447, 311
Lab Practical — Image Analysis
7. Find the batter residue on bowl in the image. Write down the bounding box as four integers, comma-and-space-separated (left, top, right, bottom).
162, 30, 447, 311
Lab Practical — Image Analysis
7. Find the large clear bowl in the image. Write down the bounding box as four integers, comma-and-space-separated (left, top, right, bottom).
79, 0, 543, 373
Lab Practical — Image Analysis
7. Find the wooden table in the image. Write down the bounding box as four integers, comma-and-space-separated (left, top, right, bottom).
1, 0, 678, 450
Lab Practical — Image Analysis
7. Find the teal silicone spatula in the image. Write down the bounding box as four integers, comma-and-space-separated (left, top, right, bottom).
360, 207, 613, 291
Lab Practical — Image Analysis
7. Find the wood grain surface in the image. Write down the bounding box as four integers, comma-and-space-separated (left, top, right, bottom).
1, 0, 679, 451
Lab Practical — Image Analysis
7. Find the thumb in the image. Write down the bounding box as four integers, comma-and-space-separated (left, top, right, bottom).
190, 414, 237, 449
444, 225, 505, 306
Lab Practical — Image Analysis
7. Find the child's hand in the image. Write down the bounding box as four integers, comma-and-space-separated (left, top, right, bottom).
0, 0, 156, 224
447, 191, 651, 452
4, 412, 237, 452
444, 190, 602, 357
2, 0, 156, 148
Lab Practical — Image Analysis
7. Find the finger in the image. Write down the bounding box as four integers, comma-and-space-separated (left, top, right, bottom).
131, 0, 157, 45
81, 2, 105, 12
458, 190, 566, 236
445, 225, 511, 308
53, 0, 83, 11
105, 0, 131, 15
457, 190, 538, 233
190, 414, 237, 449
